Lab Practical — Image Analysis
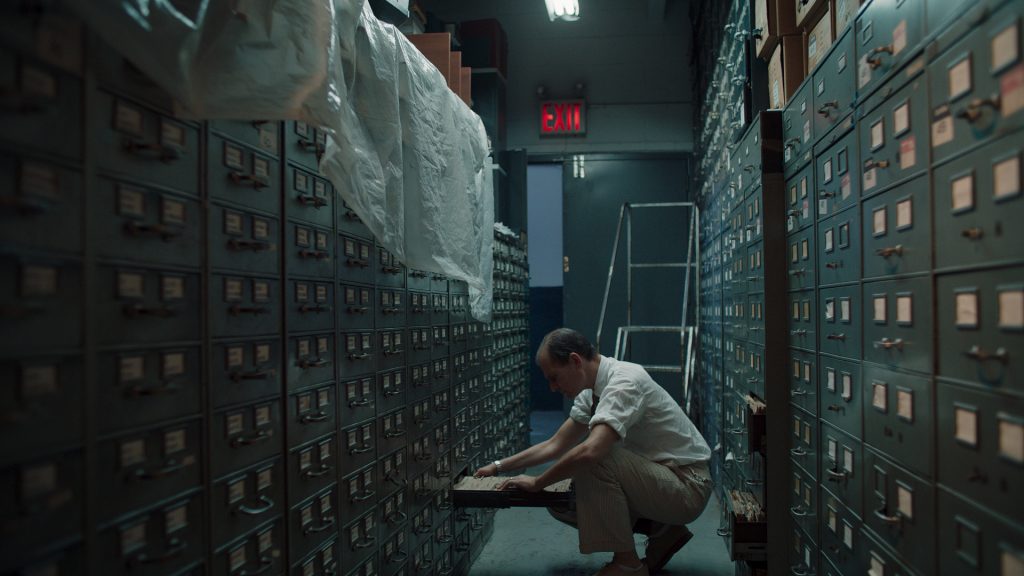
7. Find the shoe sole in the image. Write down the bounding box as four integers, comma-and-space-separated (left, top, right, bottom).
646, 530, 694, 574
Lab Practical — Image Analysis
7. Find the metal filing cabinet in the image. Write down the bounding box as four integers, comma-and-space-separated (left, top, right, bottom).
936, 487, 1024, 576
857, 75, 929, 198
861, 276, 933, 373
854, 0, 924, 98
820, 422, 864, 518
863, 447, 936, 575
813, 28, 857, 143
819, 284, 862, 359
861, 176, 931, 278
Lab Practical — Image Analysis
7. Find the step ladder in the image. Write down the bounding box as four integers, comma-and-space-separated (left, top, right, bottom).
595, 202, 700, 411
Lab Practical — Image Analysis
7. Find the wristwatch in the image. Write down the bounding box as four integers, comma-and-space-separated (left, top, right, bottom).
493, 459, 502, 472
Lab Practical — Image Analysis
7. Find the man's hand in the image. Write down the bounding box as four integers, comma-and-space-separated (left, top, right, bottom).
473, 463, 499, 478
497, 475, 541, 492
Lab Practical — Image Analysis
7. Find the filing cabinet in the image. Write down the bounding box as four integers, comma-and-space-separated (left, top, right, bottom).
0, 449, 83, 563
338, 197, 372, 239
814, 129, 859, 221
407, 268, 430, 292
936, 382, 1023, 522
341, 464, 379, 525
861, 275, 933, 373
340, 509, 379, 575
93, 177, 200, 266
789, 289, 816, 351
379, 408, 410, 456
377, 288, 407, 328
0, 152, 83, 255
861, 176, 931, 278
936, 267, 1024, 391
209, 120, 279, 157
340, 331, 376, 379
813, 28, 856, 142
820, 489, 866, 574
342, 375, 377, 423
287, 333, 335, 390
210, 339, 282, 409
783, 80, 814, 178
819, 284, 862, 360
862, 528, 915, 576
210, 205, 280, 275
857, 76, 929, 197
381, 527, 410, 574
377, 247, 406, 288
380, 486, 409, 535
287, 280, 334, 331
854, 0, 924, 98
287, 221, 334, 279
819, 355, 862, 438
285, 121, 326, 171
932, 135, 1023, 272
789, 349, 817, 415
289, 484, 338, 560
339, 283, 375, 331
820, 422, 863, 517
791, 407, 818, 476
210, 457, 283, 548
96, 265, 202, 345
379, 448, 409, 499
863, 447, 936, 574
787, 221, 816, 291
430, 293, 450, 326
96, 488, 204, 576
288, 166, 333, 228
376, 368, 408, 414
211, 400, 282, 479
863, 365, 933, 477
790, 463, 819, 542
287, 383, 337, 447
928, 2, 1024, 165
0, 50, 82, 162
214, 519, 285, 576
937, 487, 1024, 576
340, 234, 375, 286
293, 537, 339, 576
0, 355, 83, 460
789, 519, 818, 576
207, 135, 281, 214
1, 253, 81, 353
208, 274, 281, 338
340, 420, 376, 475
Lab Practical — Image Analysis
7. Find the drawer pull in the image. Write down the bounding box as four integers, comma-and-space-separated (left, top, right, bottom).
826, 333, 846, 341
298, 304, 330, 314
229, 369, 275, 382
416, 558, 434, 571
825, 261, 842, 269
964, 345, 1009, 364
228, 171, 269, 189
351, 489, 376, 502
122, 138, 183, 162
791, 389, 808, 397
790, 329, 807, 336
126, 380, 180, 397
349, 444, 372, 455
137, 539, 188, 564
744, 479, 763, 487
866, 45, 894, 69
227, 239, 274, 252
346, 305, 369, 314
790, 506, 807, 517
436, 533, 453, 544
956, 96, 1001, 123
826, 404, 844, 413
817, 101, 839, 116
784, 137, 801, 148
229, 305, 269, 316
415, 523, 433, 534
230, 429, 271, 447
348, 397, 371, 408
873, 506, 902, 524
787, 209, 803, 217
133, 459, 189, 481
415, 451, 433, 462
297, 139, 325, 155
961, 227, 984, 240
873, 338, 904, 351
875, 245, 903, 258
387, 511, 409, 524
347, 352, 370, 361
236, 495, 275, 515
123, 222, 183, 241
298, 249, 330, 260
123, 304, 178, 318
790, 448, 807, 457
344, 209, 362, 221
296, 194, 328, 208
790, 566, 811, 576
345, 257, 369, 268
384, 428, 406, 439
387, 550, 409, 563
383, 387, 402, 398
863, 158, 890, 169
300, 410, 328, 423
383, 347, 404, 357
826, 468, 848, 481
303, 516, 335, 535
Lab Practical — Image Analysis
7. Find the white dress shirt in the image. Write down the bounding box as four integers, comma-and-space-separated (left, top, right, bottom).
570, 355, 711, 466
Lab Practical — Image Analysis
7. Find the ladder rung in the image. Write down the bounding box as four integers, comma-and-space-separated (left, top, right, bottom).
619, 326, 693, 333
628, 202, 696, 208
629, 263, 697, 269
639, 365, 683, 373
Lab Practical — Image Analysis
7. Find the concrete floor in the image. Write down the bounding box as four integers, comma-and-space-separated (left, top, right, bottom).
469, 411, 736, 576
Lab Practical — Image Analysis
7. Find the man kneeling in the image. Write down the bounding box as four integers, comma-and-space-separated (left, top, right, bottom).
474, 328, 713, 576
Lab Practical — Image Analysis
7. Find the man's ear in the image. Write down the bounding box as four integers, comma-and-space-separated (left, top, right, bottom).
569, 352, 582, 368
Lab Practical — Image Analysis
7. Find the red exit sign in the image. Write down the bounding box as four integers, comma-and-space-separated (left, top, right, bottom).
540, 100, 586, 136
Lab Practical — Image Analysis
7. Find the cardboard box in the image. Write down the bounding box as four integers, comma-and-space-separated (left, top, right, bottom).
459, 67, 472, 105
407, 32, 451, 84
768, 34, 806, 109
449, 51, 462, 94
795, 0, 827, 29
806, 6, 833, 72
755, 0, 798, 60
832, 0, 860, 35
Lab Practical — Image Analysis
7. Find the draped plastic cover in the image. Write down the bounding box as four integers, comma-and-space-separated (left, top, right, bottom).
70, 0, 494, 320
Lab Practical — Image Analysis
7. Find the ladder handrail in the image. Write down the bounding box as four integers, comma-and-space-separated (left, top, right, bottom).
595, 203, 629, 352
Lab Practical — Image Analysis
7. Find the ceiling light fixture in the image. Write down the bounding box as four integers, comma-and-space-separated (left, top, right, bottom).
545, 0, 580, 22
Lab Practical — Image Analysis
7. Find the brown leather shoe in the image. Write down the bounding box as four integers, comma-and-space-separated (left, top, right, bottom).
594, 561, 651, 576
643, 525, 693, 573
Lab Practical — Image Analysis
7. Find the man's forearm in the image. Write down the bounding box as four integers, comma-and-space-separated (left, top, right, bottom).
534, 442, 598, 488
498, 440, 562, 471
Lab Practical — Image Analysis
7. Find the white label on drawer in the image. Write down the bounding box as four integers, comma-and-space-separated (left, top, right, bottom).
843, 447, 854, 473
897, 484, 913, 519
893, 102, 910, 135
161, 197, 186, 226
320, 492, 332, 513
842, 521, 853, 549
298, 393, 311, 413
258, 125, 277, 153
253, 157, 269, 178
118, 185, 146, 217
121, 521, 147, 556
164, 428, 186, 455
255, 343, 270, 364
296, 283, 309, 302
827, 438, 838, 462
952, 173, 976, 211
165, 503, 188, 534
803, 119, 811, 142
228, 477, 245, 503
896, 198, 913, 228
21, 65, 56, 99
21, 462, 56, 499
864, 167, 878, 191
1001, 64, 1024, 116
859, 55, 872, 88
294, 171, 309, 192
21, 264, 57, 297
224, 211, 243, 235
224, 278, 243, 302
838, 52, 848, 73
258, 527, 273, 553
873, 206, 888, 236
841, 373, 853, 401
226, 412, 244, 436
999, 289, 1024, 329
900, 136, 916, 169
933, 111, 954, 147
161, 275, 184, 300
824, 228, 834, 252
873, 381, 888, 411
840, 298, 851, 322
892, 20, 907, 55
803, 423, 812, 444
956, 291, 979, 328
317, 336, 328, 355
120, 355, 144, 382
160, 121, 185, 148
871, 119, 885, 150
362, 334, 372, 350
1002, 549, 1024, 576
897, 389, 914, 421
21, 364, 57, 398
252, 218, 269, 240
301, 505, 313, 526
994, 155, 1021, 200
229, 544, 246, 571
295, 227, 310, 247
120, 438, 146, 467
870, 556, 885, 576
298, 338, 310, 358
827, 507, 837, 532
315, 284, 327, 302
115, 101, 144, 136
999, 417, 1024, 464
955, 406, 978, 446
315, 231, 328, 250
949, 56, 972, 100
117, 271, 144, 299
255, 404, 271, 427
224, 143, 244, 169
841, 174, 851, 199
826, 368, 836, 392
315, 180, 327, 198
992, 22, 1020, 72
258, 467, 272, 490
253, 280, 269, 302
897, 294, 913, 324
874, 295, 888, 323
823, 158, 834, 183
360, 244, 370, 259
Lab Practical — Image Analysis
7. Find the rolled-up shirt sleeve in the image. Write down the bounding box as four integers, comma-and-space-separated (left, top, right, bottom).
569, 391, 592, 425
589, 381, 642, 441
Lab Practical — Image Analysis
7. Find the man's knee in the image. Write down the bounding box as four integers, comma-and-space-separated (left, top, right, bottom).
548, 505, 578, 528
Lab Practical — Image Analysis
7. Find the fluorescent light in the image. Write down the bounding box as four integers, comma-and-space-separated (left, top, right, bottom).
545, 0, 580, 21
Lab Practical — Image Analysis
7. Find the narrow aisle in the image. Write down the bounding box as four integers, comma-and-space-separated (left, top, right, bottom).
469, 412, 735, 576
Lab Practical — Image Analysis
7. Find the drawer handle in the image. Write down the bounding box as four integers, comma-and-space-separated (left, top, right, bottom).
873, 338, 904, 351
137, 538, 188, 564
383, 387, 402, 397
826, 333, 846, 341
744, 479, 763, 487
231, 429, 272, 447
123, 304, 178, 318
133, 458, 189, 481
384, 428, 406, 438
298, 303, 331, 314
784, 137, 801, 148
298, 357, 329, 369
386, 471, 407, 487
410, 270, 427, 278
956, 96, 1001, 123
791, 389, 807, 397
383, 348, 404, 357
415, 452, 433, 462
436, 533, 453, 544
455, 541, 470, 551
817, 101, 839, 116
345, 257, 369, 268
227, 239, 275, 252
348, 397, 372, 408
787, 209, 803, 217
790, 567, 812, 576
875, 245, 903, 258
387, 510, 409, 524
123, 221, 183, 241
349, 444, 372, 455
415, 523, 433, 534
729, 427, 745, 435
0, 195, 51, 215
347, 352, 370, 361
126, 379, 180, 397
228, 171, 269, 189
964, 345, 1009, 364
790, 506, 807, 517
229, 368, 275, 382
818, 190, 835, 199
236, 494, 275, 515
300, 410, 328, 423
826, 468, 848, 481
382, 307, 402, 314
303, 516, 335, 535
351, 489, 376, 502
961, 227, 984, 240
414, 344, 430, 351
346, 305, 369, 314
873, 506, 902, 524
298, 249, 330, 260
296, 194, 328, 208
825, 261, 842, 270
790, 448, 807, 457
826, 404, 844, 413
297, 139, 325, 155
866, 45, 894, 69
790, 329, 807, 336
417, 558, 434, 571
122, 138, 183, 162
863, 158, 890, 169
734, 455, 748, 463
227, 303, 268, 315
382, 265, 402, 274
387, 550, 409, 564
344, 209, 362, 221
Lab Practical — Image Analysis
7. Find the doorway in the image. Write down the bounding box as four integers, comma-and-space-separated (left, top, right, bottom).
526, 162, 564, 411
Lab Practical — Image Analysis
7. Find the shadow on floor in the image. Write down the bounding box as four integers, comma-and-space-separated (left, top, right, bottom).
469, 411, 735, 576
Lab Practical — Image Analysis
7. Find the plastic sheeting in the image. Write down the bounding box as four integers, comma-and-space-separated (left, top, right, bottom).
69, 0, 494, 321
